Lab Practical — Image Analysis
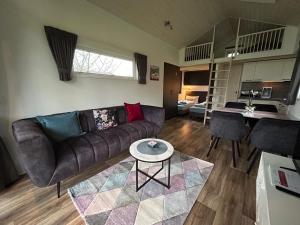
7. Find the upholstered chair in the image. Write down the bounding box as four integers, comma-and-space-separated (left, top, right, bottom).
207, 111, 247, 167
247, 118, 300, 174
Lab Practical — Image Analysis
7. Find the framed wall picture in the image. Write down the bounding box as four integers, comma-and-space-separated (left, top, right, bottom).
150, 65, 159, 81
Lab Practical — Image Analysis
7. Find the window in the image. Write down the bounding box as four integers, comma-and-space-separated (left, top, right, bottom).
73, 49, 134, 78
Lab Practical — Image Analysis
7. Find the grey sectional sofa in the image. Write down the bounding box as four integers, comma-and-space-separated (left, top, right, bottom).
12, 105, 165, 197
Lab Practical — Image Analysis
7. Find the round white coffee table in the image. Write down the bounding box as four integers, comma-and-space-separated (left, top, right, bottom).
129, 138, 174, 191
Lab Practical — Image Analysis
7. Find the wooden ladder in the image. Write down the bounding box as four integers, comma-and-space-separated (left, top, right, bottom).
203, 57, 233, 125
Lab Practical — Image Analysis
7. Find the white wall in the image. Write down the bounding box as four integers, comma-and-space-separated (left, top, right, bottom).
0, 0, 178, 172
288, 99, 300, 120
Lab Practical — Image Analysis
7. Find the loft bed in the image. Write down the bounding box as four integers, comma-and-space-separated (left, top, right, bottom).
178, 91, 207, 116
187, 91, 207, 118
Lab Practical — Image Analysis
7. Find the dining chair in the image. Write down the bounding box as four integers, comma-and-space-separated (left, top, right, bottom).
207, 111, 247, 167
247, 118, 300, 174
247, 103, 279, 140
225, 102, 246, 109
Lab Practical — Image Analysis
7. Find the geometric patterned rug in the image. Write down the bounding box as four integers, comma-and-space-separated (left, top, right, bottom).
68, 151, 214, 225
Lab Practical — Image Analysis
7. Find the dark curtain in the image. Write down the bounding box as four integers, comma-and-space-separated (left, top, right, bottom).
134, 53, 147, 84
44, 26, 78, 81
0, 137, 19, 190
288, 43, 300, 105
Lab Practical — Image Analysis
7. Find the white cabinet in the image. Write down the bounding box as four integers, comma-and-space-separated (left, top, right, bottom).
241, 62, 256, 82
256, 152, 300, 225
241, 58, 295, 82
255, 60, 283, 82
282, 58, 296, 80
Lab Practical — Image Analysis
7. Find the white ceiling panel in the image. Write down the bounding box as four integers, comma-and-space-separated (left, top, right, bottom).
88, 0, 300, 48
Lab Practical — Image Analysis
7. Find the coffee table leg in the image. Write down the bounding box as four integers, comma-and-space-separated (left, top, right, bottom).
136, 159, 138, 192
135, 157, 172, 191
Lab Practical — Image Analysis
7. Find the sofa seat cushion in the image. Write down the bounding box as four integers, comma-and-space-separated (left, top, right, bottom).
50, 132, 111, 184
50, 120, 161, 185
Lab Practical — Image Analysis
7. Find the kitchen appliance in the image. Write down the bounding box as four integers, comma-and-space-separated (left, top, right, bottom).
261, 87, 272, 99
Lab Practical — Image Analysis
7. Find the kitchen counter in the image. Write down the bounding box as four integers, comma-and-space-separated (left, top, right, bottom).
239, 97, 287, 104
238, 98, 288, 114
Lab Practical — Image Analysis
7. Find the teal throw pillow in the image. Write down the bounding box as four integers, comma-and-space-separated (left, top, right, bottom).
36, 111, 82, 142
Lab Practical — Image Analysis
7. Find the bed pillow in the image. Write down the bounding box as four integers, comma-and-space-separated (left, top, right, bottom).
93, 109, 118, 131
124, 102, 144, 122
36, 111, 83, 142
186, 95, 199, 103
178, 100, 188, 105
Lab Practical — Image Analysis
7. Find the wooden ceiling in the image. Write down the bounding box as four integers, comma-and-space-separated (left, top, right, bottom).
88, 0, 300, 48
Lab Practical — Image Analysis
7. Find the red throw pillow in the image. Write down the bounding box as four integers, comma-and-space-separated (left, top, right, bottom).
124, 103, 144, 122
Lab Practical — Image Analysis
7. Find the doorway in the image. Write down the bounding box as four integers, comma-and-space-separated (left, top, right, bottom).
163, 63, 182, 120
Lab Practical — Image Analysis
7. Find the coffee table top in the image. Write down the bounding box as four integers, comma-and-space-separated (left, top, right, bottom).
129, 138, 174, 162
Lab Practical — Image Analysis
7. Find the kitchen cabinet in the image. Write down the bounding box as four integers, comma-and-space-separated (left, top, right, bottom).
282, 58, 296, 80
241, 58, 295, 82
241, 62, 256, 82
255, 60, 283, 81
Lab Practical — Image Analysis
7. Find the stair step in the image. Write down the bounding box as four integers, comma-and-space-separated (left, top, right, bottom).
207, 101, 224, 104
212, 70, 230, 72
208, 94, 225, 97
210, 86, 227, 89
211, 78, 228, 81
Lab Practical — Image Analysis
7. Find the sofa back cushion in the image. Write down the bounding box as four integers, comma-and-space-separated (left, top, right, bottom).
36, 111, 83, 142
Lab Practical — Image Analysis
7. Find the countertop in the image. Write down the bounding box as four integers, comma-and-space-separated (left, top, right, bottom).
238, 97, 288, 104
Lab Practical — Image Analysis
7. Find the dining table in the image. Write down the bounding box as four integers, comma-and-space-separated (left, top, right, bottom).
210, 107, 296, 120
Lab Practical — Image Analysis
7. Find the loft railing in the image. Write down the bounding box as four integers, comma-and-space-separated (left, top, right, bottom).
236, 27, 285, 55
184, 42, 212, 62
184, 25, 286, 62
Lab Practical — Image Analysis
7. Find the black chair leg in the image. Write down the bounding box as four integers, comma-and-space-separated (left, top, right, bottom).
236, 141, 241, 157
247, 149, 261, 174
57, 182, 61, 198
207, 137, 217, 157
214, 137, 220, 149
231, 141, 236, 167
245, 132, 250, 141
247, 139, 251, 146
247, 147, 257, 161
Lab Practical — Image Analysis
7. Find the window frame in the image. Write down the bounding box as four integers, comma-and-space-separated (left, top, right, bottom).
72, 46, 136, 80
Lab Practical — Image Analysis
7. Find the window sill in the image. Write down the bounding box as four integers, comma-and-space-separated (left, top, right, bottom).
73, 72, 136, 81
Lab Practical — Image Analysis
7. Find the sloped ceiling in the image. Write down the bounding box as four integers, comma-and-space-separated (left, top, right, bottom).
88, 0, 300, 48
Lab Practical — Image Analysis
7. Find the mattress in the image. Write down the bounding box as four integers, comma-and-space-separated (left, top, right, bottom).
178, 100, 195, 111
189, 106, 206, 114
189, 103, 206, 114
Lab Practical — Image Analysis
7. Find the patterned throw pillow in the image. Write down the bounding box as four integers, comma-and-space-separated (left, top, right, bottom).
93, 109, 118, 131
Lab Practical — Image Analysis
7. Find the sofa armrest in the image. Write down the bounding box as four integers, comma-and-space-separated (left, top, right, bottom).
12, 119, 55, 187
141, 105, 165, 129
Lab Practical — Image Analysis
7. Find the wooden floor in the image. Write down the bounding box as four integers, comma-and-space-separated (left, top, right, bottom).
0, 117, 258, 225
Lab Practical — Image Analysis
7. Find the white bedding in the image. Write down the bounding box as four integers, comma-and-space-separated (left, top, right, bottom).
178, 100, 195, 107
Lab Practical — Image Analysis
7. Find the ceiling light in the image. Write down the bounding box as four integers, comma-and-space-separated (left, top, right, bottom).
164, 21, 173, 30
